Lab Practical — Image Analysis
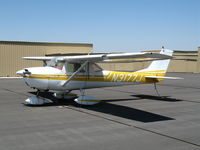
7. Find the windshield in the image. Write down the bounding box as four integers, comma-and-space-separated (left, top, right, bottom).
55, 62, 64, 70
46, 61, 64, 70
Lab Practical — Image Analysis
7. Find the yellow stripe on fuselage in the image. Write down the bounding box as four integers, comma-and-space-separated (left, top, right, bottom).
27, 70, 166, 83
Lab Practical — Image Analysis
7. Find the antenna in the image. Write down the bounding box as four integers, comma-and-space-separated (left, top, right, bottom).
88, 50, 92, 55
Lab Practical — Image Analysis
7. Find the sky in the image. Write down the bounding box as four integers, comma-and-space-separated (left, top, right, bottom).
0, 0, 199, 52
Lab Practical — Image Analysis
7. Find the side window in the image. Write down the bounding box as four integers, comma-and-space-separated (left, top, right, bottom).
67, 63, 86, 72
91, 63, 102, 72
67, 63, 75, 72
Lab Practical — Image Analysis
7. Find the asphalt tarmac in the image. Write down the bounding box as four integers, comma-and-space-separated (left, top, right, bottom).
0, 73, 200, 150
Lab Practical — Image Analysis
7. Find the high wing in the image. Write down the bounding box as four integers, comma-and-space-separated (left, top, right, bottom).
102, 58, 169, 63
23, 57, 54, 61
23, 52, 172, 63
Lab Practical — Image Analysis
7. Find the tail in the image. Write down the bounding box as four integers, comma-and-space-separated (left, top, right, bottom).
136, 49, 182, 80
137, 48, 173, 73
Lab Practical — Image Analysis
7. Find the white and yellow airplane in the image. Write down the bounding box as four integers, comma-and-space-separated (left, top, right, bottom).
16, 48, 181, 105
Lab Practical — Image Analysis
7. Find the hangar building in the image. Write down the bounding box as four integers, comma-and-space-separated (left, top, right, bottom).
0, 41, 199, 77
100, 49, 200, 73
0, 41, 93, 77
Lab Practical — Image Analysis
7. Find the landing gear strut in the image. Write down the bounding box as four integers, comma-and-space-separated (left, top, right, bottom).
74, 89, 101, 105
36, 89, 40, 97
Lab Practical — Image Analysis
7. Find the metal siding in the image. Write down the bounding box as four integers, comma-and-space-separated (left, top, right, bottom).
0, 42, 92, 77
100, 51, 198, 73
45, 45, 92, 55
0, 41, 199, 76
196, 47, 200, 73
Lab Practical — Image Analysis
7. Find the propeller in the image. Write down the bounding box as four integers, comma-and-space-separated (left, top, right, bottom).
16, 69, 31, 77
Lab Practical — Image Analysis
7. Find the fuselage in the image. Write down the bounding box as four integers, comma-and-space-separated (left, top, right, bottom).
16, 49, 173, 105
17, 66, 165, 91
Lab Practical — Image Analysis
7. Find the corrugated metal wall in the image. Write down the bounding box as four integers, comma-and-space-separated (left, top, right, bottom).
0, 41, 92, 77
0, 41, 199, 77
197, 47, 200, 73
99, 50, 199, 73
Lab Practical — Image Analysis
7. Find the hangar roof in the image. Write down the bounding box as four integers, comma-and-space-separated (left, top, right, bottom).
0, 41, 93, 47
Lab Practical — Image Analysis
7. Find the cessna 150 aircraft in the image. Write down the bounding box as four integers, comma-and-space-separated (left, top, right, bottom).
16, 48, 181, 105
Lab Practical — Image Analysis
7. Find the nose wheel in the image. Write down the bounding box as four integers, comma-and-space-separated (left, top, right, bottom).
25, 90, 50, 105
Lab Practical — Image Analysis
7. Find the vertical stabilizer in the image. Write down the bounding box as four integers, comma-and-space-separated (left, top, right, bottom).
137, 49, 173, 73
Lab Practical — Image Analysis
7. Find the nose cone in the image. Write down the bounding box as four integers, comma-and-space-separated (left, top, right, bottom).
16, 70, 24, 76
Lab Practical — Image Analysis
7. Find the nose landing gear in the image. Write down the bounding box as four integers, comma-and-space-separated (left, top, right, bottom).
25, 90, 51, 105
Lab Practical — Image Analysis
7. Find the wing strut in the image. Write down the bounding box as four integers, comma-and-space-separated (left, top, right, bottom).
61, 61, 88, 87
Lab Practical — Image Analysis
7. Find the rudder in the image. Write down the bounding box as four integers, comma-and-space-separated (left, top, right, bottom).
137, 49, 173, 73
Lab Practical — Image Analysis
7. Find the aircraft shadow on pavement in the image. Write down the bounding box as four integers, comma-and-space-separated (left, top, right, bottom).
132, 94, 183, 102
27, 91, 174, 123
81, 102, 174, 123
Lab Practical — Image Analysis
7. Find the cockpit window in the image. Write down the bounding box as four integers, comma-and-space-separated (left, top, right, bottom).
91, 63, 102, 72
55, 62, 64, 70
67, 63, 86, 72
46, 61, 64, 70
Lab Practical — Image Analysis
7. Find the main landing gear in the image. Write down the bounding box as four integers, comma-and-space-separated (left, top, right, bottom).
25, 89, 101, 106
74, 89, 101, 105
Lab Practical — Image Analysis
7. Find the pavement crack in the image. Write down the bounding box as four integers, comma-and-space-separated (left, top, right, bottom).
2, 88, 30, 97
63, 106, 200, 148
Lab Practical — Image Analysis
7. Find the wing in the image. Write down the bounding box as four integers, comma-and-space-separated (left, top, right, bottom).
101, 58, 169, 63
23, 52, 172, 63
61, 52, 172, 62
23, 57, 54, 61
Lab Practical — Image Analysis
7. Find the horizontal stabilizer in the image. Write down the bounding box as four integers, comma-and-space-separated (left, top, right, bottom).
145, 76, 183, 80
